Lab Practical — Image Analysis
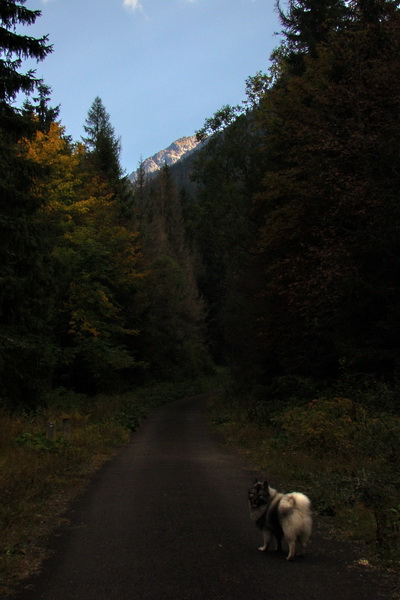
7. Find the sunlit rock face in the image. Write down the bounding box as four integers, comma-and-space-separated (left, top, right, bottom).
129, 135, 201, 182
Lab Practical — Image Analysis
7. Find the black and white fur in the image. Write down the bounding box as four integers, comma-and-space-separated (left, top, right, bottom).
248, 480, 312, 561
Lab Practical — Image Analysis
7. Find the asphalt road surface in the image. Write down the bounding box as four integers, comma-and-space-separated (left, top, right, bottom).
14, 394, 388, 600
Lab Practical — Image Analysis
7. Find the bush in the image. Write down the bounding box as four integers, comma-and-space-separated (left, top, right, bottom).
211, 392, 400, 562
277, 397, 400, 466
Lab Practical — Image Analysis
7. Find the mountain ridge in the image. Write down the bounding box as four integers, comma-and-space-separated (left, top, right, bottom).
129, 134, 201, 182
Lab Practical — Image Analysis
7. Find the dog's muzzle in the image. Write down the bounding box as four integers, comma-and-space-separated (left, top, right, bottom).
248, 494, 265, 508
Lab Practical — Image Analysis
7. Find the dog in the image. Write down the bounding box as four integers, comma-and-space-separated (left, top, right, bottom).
248, 480, 312, 561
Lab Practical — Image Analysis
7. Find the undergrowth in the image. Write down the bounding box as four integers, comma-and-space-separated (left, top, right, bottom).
209, 390, 400, 567
0, 374, 221, 597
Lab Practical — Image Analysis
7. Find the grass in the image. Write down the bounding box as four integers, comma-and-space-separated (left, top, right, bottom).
208, 389, 400, 569
0, 375, 222, 597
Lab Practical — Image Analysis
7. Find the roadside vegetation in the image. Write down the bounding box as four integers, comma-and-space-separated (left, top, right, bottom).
0, 377, 219, 597
209, 383, 400, 570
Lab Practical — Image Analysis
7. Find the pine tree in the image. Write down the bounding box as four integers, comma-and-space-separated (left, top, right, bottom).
136, 166, 210, 379
82, 96, 135, 222
249, 0, 400, 398
25, 122, 145, 393
82, 96, 122, 185
277, 0, 351, 72
134, 158, 147, 205
0, 0, 52, 133
22, 83, 60, 132
351, 0, 400, 24
191, 112, 267, 364
0, 0, 54, 407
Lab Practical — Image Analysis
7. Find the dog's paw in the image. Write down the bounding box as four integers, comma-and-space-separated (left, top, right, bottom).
258, 546, 267, 552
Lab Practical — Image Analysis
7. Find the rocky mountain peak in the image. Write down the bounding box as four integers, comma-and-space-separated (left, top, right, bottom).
129, 135, 201, 182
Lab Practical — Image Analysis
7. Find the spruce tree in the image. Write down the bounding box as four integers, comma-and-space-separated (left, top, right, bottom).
82, 96, 122, 185
0, 0, 52, 133
277, 0, 351, 72
352, 0, 400, 24
249, 0, 400, 399
22, 82, 60, 132
134, 158, 147, 205
82, 96, 135, 222
136, 166, 210, 379
0, 1, 54, 407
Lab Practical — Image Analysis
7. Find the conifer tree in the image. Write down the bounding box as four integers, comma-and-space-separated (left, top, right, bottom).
0, 0, 54, 407
248, 0, 400, 399
25, 122, 145, 393
82, 96, 122, 185
191, 112, 267, 363
277, 0, 351, 72
351, 0, 400, 23
137, 166, 210, 379
82, 96, 135, 222
22, 82, 60, 132
134, 158, 147, 205
0, 0, 52, 132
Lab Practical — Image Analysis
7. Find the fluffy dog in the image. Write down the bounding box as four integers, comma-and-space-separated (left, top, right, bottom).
248, 480, 312, 561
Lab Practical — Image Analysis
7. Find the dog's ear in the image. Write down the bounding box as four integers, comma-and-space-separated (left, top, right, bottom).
263, 481, 269, 489
253, 478, 259, 485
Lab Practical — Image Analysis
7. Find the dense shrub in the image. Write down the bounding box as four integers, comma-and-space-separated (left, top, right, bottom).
212, 392, 400, 562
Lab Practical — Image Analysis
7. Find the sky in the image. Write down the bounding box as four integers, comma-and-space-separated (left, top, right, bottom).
19, 0, 283, 174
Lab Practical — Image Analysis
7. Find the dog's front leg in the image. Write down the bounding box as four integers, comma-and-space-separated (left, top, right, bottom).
286, 540, 296, 561
259, 530, 272, 552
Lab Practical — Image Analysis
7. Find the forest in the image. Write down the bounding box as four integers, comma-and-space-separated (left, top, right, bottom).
1, 0, 400, 576
3, 0, 400, 413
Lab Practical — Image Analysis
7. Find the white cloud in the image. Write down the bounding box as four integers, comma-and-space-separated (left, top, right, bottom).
123, 0, 143, 11
122, 0, 197, 11
122, 0, 198, 13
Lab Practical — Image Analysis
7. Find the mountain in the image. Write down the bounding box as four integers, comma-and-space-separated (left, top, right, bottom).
129, 135, 202, 182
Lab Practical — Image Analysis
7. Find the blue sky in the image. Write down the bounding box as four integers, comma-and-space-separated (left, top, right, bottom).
21, 0, 282, 174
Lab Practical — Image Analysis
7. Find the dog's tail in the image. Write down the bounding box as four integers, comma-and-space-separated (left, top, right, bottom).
279, 492, 311, 515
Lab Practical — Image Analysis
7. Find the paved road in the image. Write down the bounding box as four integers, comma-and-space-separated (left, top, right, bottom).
14, 394, 387, 600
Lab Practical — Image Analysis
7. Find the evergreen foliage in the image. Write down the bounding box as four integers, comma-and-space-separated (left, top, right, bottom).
1, 0, 400, 578
2, 0, 400, 417
82, 96, 122, 185
135, 165, 211, 380
22, 83, 60, 132
0, 0, 54, 407
248, 0, 400, 399
0, 0, 52, 129
276, 0, 351, 70
191, 0, 400, 411
191, 112, 267, 363
25, 122, 145, 394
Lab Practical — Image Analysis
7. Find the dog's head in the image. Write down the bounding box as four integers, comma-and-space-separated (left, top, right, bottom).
248, 480, 271, 509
